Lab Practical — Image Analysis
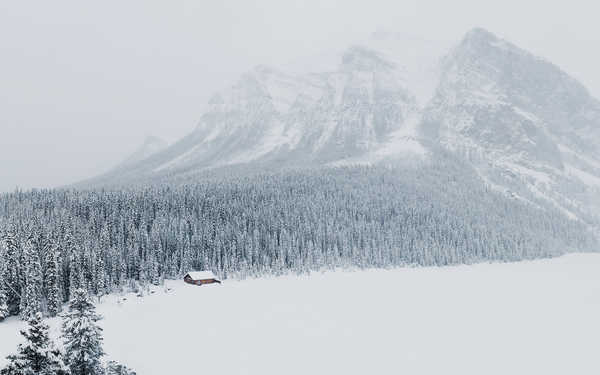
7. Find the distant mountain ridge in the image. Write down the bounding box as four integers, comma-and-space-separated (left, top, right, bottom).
84, 28, 600, 228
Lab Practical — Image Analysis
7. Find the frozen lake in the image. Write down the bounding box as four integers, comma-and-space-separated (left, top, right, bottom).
1, 253, 599, 374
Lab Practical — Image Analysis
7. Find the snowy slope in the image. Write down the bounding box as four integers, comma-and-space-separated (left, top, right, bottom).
2, 254, 600, 375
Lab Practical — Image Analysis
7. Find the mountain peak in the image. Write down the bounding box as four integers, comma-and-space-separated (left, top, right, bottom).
462, 27, 498, 44
454, 27, 525, 58
341, 46, 393, 71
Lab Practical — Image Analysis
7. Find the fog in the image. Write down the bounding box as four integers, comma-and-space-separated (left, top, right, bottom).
1, 0, 599, 192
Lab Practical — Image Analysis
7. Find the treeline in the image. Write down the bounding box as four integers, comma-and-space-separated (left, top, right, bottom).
0, 160, 597, 320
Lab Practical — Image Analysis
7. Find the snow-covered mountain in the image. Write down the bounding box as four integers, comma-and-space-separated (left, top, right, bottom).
87, 28, 600, 226
423, 28, 600, 223
100, 45, 428, 177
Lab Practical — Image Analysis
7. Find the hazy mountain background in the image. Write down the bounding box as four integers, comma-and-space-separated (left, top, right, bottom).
2, 0, 600, 192
80, 28, 600, 232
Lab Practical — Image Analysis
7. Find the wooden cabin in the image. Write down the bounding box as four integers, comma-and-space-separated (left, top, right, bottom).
184, 271, 221, 286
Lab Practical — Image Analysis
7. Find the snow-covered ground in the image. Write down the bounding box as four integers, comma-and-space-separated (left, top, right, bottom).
2, 254, 600, 374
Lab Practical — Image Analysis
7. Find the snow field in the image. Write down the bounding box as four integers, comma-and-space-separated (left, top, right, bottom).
1, 253, 600, 375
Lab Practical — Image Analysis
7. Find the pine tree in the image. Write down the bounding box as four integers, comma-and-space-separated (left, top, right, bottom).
2, 229, 22, 316
20, 240, 42, 320
0, 312, 68, 375
149, 229, 162, 286
61, 228, 76, 303
118, 254, 127, 291
0, 250, 10, 321
0, 277, 9, 321
45, 242, 62, 317
105, 361, 136, 375
179, 237, 193, 277
93, 249, 106, 298
150, 254, 160, 286
61, 289, 104, 375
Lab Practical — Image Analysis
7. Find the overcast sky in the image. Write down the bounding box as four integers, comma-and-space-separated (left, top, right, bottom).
1, 0, 599, 192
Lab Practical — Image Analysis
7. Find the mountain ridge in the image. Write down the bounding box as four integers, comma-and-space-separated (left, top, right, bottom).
79, 28, 600, 228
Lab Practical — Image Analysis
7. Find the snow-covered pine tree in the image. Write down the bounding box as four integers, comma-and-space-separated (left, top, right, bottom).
61, 288, 104, 375
45, 241, 62, 317
0, 247, 9, 321
179, 237, 193, 277
20, 239, 42, 320
138, 257, 148, 293
148, 231, 161, 286
68, 254, 87, 299
61, 227, 76, 303
95, 227, 110, 297
93, 247, 106, 299
118, 253, 127, 291
0, 312, 68, 375
105, 361, 136, 375
2, 228, 22, 317
0, 273, 9, 321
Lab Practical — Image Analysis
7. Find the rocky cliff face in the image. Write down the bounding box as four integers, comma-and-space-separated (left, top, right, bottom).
423, 28, 600, 223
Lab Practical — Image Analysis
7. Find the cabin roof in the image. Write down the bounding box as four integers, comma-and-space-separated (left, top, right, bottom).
185, 271, 217, 280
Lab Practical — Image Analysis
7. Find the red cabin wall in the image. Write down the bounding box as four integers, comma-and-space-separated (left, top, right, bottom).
184, 276, 219, 285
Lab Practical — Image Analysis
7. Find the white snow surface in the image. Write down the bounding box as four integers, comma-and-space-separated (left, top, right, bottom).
1, 254, 600, 375
566, 164, 600, 188
185, 271, 217, 280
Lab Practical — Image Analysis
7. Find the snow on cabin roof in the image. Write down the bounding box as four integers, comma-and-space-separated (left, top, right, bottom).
186, 271, 217, 280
